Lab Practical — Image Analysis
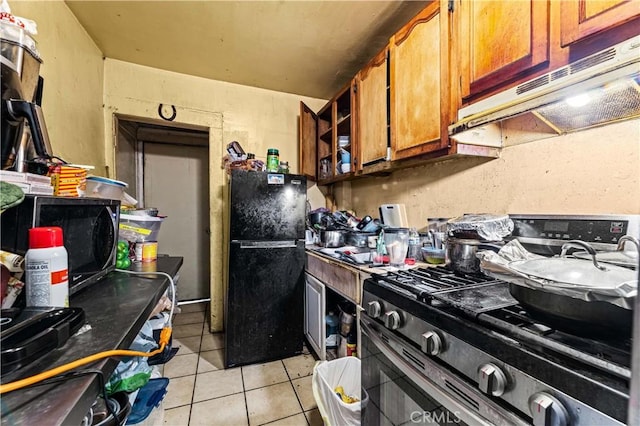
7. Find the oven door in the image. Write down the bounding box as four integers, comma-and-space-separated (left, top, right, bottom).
361, 318, 527, 426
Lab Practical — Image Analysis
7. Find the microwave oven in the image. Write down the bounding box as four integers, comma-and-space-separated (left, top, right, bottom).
1, 195, 120, 295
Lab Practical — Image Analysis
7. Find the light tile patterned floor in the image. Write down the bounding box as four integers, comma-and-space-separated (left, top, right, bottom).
163, 302, 323, 426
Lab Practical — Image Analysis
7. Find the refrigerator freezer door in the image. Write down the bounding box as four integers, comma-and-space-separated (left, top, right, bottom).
225, 240, 305, 367
230, 170, 307, 241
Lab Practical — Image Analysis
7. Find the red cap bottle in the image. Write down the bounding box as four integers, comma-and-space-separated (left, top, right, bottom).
29, 227, 64, 249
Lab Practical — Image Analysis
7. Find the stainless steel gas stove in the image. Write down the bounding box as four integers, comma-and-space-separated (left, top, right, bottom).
361, 215, 638, 426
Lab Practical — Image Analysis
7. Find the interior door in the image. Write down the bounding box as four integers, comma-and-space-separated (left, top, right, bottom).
305, 272, 326, 360
143, 142, 210, 301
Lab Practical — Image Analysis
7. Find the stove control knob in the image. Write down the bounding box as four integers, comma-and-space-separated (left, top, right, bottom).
529, 393, 569, 426
478, 363, 507, 397
367, 301, 382, 318
383, 311, 401, 330
420, 331, 443, 355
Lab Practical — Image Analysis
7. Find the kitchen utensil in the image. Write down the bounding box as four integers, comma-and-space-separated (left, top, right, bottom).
383, 228, 409, 267
446, 214, 513, 241
319, 230, 347, 248
379, 204, 408, 228
572, 235, 639, 269
447, 238, 503, 275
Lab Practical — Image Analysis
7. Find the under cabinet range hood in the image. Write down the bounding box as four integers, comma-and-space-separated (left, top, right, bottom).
450, 35, 640, 146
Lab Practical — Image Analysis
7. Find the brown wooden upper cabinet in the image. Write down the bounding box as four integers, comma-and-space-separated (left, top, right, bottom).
299, 79, 357, 184
561, 0, 640, 46
457, 0, 640, 104
299, 103, 317, 181
357, 46, 389, 169
390, 0, 451, 161
458, 0, 550, 102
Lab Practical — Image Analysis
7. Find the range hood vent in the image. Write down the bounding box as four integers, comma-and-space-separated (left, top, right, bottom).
450, 36, 640, 147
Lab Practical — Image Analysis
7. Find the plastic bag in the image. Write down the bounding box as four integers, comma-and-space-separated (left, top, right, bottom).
312, 357, 367, 426
106, 321, 157, 394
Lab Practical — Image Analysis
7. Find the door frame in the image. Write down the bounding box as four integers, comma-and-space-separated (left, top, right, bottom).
105, 100, 225, 331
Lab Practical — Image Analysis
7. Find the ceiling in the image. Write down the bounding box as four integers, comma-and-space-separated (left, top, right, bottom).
65, 1, 428, 100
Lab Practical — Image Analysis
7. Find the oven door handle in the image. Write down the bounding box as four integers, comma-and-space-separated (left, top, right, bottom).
361, 318, 529, 426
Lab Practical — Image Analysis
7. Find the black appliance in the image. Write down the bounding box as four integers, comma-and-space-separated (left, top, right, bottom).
225, 170, 307, 368
1, 23, 54, 172
1, 307, 85, 383
1, 195, 120, 296
361, 214, 638, 426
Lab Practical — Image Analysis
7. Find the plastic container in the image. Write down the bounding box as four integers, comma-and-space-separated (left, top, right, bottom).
25, 227, 69, 307
85, 176, 127, 200
407, 227, 421, 261
119, 214, 164, 243
325, 311, 339, 349
383, 228, 409, 267
266, 148, 280, 172
422, 246, 446, 264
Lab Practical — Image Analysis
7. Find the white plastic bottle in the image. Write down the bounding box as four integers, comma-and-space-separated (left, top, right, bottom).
25, 227, 69, 307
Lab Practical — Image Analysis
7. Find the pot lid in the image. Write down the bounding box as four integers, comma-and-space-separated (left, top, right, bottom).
507, 257, 637, 290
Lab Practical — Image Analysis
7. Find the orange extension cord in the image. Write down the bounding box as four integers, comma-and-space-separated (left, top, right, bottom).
0, 327, 172, 394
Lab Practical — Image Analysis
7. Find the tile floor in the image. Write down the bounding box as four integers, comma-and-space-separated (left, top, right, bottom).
161, 302, 323, 426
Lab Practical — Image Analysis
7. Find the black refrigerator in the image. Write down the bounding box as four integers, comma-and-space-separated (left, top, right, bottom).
225, 170, 307, 368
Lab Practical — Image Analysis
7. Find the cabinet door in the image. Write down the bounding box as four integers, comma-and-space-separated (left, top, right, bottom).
305, 272, 326, 360
390, 1, 450, 161
459, 0, 550, 101
561, 0, 640, 46
299, 102, 317, 181
357, 47, 389, 168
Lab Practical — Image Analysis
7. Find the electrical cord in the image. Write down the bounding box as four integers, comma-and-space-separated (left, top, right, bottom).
0, 269, 177, 395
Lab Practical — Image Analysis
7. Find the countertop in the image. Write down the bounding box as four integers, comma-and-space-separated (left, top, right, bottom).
1, 256, 183, 425
306, 244, 433, 274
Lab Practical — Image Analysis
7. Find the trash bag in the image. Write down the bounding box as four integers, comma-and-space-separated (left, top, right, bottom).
312, 357, 368, 426
106, 321, 157, 394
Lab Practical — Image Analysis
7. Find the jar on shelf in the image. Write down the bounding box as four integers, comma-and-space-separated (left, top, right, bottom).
278, 161, 289, 174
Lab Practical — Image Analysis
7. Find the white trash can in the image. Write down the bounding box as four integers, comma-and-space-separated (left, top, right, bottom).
312, 357, 368, 426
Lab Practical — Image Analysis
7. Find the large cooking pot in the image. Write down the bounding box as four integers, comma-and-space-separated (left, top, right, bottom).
447, 238, 503, 275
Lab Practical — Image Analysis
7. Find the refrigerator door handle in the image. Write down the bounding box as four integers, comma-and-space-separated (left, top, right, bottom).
233, 240, 299, 249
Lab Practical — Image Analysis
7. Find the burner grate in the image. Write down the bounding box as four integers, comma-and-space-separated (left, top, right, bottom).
374, 267, 517, 313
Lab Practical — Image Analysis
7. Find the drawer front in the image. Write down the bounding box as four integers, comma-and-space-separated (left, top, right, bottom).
306, 254, 360, 303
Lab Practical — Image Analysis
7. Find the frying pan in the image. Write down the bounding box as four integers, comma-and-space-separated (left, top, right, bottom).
505, 241, 637, 336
